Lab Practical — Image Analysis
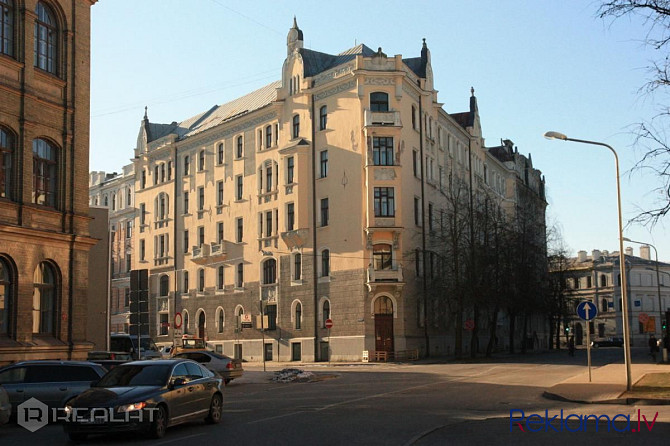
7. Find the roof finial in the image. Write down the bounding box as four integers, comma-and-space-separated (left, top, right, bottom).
293, 15, 298, 28
422, 37, 427, 48
144, 106, 148, 120
471, 86, 475, 97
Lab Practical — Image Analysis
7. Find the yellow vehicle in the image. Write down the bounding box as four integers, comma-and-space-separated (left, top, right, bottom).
171, 335, 208, 356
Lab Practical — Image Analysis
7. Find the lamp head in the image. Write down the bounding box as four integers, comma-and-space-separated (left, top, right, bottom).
622, 237, 631, 242
543, 131, 568, 141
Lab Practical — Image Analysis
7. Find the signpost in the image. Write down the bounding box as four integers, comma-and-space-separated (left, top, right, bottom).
577, 301, 598, 382
325, 319, 333, 364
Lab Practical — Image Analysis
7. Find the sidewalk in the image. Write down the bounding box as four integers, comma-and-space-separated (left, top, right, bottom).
544, 363, 670, 405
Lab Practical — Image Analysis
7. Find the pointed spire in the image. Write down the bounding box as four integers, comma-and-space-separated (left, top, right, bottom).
293, 15, 298, 29
471, 86, 475, 97
143, 106, 148, 121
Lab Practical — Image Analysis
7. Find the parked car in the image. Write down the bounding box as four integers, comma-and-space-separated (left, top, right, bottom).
110, 333, 162, 360
87, 351, 133, 370
591, 337, 624, 348
174, 351, 243, 384
0, 361, 106, 418
158, 345, 173, 359
62, 359, 223, 441
0, 386, 10, 425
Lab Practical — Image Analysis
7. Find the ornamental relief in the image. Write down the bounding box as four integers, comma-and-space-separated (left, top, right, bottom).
374, 168, 396, 181
314, 80, 356, 101
314, 62, 354, 86
365, 77, 394, 86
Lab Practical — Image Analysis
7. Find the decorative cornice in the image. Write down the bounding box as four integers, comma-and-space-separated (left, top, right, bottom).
314, 80, 356, 101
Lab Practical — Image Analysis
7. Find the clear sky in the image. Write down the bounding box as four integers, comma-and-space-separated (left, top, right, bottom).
90, 0, 670, 261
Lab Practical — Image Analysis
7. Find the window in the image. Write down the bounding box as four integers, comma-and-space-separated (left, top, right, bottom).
411, 105, 417, 130
266, 166, 272, 193
236, 136, 243, 158
167, 161, 172, 180
141, 169, 146, 189
236, 217, 243, 243
139, 203, 146, 230
265, 211, 272, 237
1, 0, 14, 57
373, 244, 393, 270
294, 253, 301, 281
287, 203, 295, 231
217, 143, 224, 165
183, 191, 189, 214
198, 186, 204, 211
265, 125, 272, 148
370, 92, 389, 112
32, 138, 58, 207
319, 106, 327, 130
415, 248, 422, 277
573, 278, 580, 289
159, 275, 169, 296
126, 221, 132, 238
183, 230, 189, 253
236, 263, 244, 288
184, 155, 190, 175
413, 150, 420, 177
183, 271, 189, 293
217, 266, 224, 290
0, 257, 14, 336
35, 2, 58, 74
111, 194, 116, 211
320, 150, 328, 178
159, 313, 168, 336
198, 269, 205, 292
321, 249, 330, 277
156, 193, 169, 221
373, 137, 394, 166
292, 115, 300, 139
587, 276, 592, 288
602, 298, 608, 313
183, 311, 190, 334
0, 127, 13, 199
124, 289, 130, 308
160, 164, 165, 182
374, 187, 395, 217
236, 175, 243, 200
263, 259, 277, 284
295, 302, 302, 329
414, 197, 421, 225
216, 181, 224, 208
217, 308, 224, 333
126, 187, 132, 206
264, 304, 277, 330
320, 198, 329, 226
287, 156, 295, 184
198, 150, 205, 171
217, 222, 224, 244
33, 262, 57, 334
322, 300, 330, 327
601, 275, 607, 287
428, 203, 433, 231
198, 226, 204, 247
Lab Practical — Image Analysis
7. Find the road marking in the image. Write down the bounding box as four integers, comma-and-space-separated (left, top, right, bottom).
247, 410, 309, 424
153, 433, 206, 445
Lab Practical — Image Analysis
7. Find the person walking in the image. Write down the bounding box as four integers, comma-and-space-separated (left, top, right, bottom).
649, 334, 659, 362
568, 336, 575, 357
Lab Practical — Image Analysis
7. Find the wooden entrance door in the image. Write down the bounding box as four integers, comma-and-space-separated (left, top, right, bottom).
375, 314, 394, 352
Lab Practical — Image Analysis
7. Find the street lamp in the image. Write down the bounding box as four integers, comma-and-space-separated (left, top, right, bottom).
544, 131, 633, 390
623, 238, 664, 340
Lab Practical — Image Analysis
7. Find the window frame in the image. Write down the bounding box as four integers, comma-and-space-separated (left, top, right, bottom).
370, 92, 389, 112
0, 126, 14, 200
372, 136, 394, 166
0, 0, 14, 58
292, 115, 300, 139
319, 105, 327, 131
32, 138, 58, 208
374, 187, 395, 217
34, 2, 58, 75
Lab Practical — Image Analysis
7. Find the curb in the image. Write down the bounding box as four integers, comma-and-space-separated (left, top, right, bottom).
542, 390, 670, 406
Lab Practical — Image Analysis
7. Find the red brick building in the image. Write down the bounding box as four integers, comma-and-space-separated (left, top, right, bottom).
0, 0, 98, 364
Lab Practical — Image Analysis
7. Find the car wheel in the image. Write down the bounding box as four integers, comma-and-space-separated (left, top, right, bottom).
205, 394, 222, 424
68, 432, 88, 442
148, 405, 167, 439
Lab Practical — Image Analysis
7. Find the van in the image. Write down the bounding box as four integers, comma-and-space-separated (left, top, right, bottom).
109, 333, 161, 359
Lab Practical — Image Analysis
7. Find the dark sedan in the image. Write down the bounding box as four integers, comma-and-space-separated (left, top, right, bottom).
62, 359, 223, 441
174, 351, 244, 384
591, 337, 624, 348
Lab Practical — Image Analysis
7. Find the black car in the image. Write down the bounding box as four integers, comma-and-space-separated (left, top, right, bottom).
62, 359, 223, 441
591, 337, 624, 348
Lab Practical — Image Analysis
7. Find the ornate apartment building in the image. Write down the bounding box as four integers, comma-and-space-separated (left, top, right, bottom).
563, 247, 670, 347
89, 164, 136, 334
0, 0, 98, 364
113, 20, 546, 362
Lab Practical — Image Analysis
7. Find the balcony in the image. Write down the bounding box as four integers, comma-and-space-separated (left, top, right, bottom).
367, 265, 403, 283
364, 109, 402, 127
191, 243, 227, 264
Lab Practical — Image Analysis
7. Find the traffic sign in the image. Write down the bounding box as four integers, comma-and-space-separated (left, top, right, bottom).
638, 312, 650, 324
174, 312, 183, 329
577, 301, 598, 321
325, 319, 333, 329
464, 319, 475, 330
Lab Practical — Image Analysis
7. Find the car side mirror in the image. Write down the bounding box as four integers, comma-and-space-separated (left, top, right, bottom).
169, 377, 187, 389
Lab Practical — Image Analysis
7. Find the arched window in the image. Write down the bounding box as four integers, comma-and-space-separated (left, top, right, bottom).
0, 127, 14, 199
263, 259, 277, 284
183, 310, 189, 334
319, 106, 327, 131
321, 249, 330, 277
198, 149, 205, 171
0, 0, 14, 57
183, 271, 189, 293
600, 274, 607, 287
217, 307, 224, 333
602, 298, 608, 313
159, 275, 169, 297
0, 256, 14, 336
322, 299, 330, 327
197, 310, 206, 339
295, 302, 302, 329
35, 2, 58, 74
236, 135, 243, 159
293, 253, 301, 281
374, 296, 393, 315
370, 92, 389, 112
198, 268, 205, 292
292, 115, 300, 139
32, 138, 58, 207
217, 266, 224, 289
33, 262, 57, 334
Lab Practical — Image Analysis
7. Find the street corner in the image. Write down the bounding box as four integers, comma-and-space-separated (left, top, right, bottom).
620, 372, 670, 404
543, 382, 627, 404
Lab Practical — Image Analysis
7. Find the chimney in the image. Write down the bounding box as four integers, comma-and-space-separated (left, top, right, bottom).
577, 250, 587, 262
592, 250, 602, 262
625, 247, 634, 256
640, 245, 651, 260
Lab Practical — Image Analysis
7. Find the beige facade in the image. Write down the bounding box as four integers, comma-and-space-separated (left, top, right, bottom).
115, 21, 547, 361
0, 0, 98, 364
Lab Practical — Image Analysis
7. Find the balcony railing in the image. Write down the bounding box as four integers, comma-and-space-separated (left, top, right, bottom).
191, 242, 227, 264
367, 265, 403, 283
364, 109, 402, 127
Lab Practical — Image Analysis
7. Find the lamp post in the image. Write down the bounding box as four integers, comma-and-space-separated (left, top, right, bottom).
544, 131, 633, 390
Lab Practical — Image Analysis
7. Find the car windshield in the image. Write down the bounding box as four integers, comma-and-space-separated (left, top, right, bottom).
94, 364, 172, 387
139, 338, 158, 351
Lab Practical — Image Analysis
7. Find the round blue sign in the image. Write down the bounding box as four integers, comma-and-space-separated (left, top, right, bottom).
576, 301, 598, 321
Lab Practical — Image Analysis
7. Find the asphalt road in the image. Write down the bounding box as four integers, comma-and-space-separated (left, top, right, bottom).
1, 347, 668, 446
